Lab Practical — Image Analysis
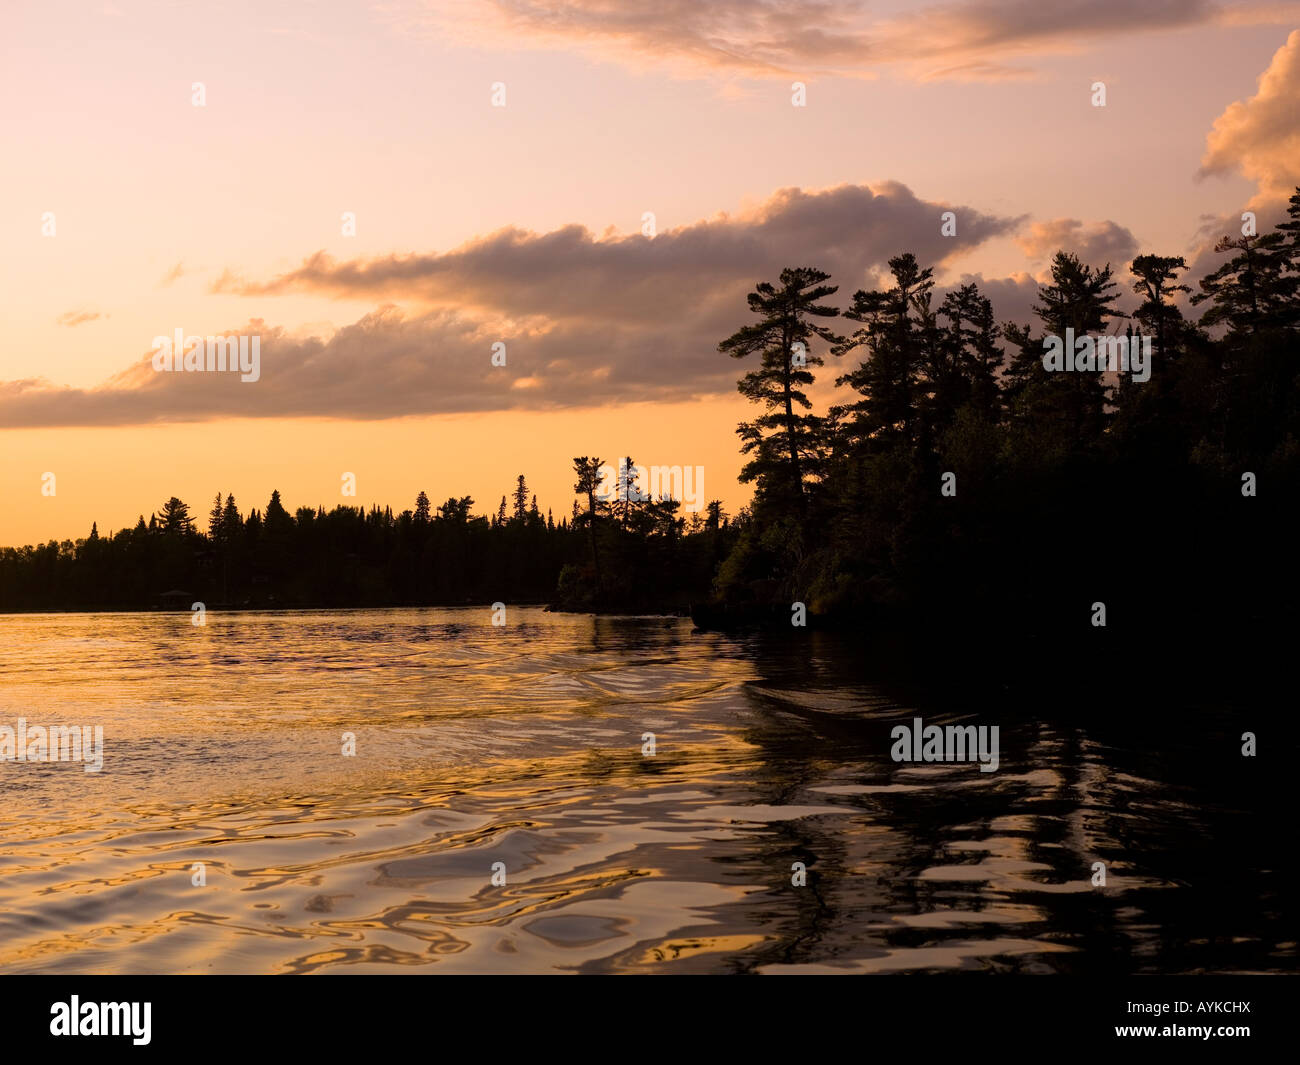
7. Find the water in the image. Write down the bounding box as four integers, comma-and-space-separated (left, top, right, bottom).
0, 608, 1290, 974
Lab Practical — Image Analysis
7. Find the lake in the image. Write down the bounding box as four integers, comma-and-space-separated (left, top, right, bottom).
0, 607, 1289, 974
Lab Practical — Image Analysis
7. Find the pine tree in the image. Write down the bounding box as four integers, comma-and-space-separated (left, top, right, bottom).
1131, 255, 1190, 358
436, 496, 473, 523
833, 254, 933, 452
572, 456, 606, 593
614, 456, 643, 528
265, 490, 291, 532
720, 267, 843, 509
208, 493, 225, 542
1192, 231, 1296, 333
512, 475, 528, 522
1011, 251, 1124, 444
941, 282, 1003, 423
159, 497, 192, 536
1275, 187, 1300, 254
221, 495, 240, 540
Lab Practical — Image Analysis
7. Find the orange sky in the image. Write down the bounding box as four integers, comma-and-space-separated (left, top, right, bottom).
2, 1, 1297, 546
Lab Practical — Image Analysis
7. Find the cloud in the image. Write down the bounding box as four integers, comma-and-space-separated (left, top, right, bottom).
158, 261, 186, 287
0, 309, 736, 427
1199, 28, 1300, 205
1184, 31, 1300, 292
56, 310, 103, 327
947, 272, 1043, 330
2, 182, 1025, 428
218, 182, 1022, 313
391, 0, 1296, 82
1014, 217, 1139, 267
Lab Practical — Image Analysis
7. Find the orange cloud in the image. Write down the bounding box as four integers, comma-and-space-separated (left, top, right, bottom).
1200, 28, 1300, 205
393, 0, 1298, 82
4, 182, 1023, 427
55, 310, 104, 328
1014, 218, 1139, 267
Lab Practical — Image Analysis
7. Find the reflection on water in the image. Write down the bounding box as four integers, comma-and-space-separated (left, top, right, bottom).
0, 608, 1290, 974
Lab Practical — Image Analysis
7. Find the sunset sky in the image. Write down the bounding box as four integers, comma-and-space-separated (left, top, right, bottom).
3, 0, 1298, 546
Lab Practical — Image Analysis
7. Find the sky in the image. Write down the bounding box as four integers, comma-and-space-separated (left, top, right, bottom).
2, 0, 1298, 546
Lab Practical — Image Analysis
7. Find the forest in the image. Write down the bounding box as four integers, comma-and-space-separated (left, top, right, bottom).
0, 473, 733, 615
3, 190, 1298, 658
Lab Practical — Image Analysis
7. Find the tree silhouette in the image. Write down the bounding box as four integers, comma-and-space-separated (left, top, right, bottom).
834, 253, 933, 452
159, 497, 193, 536
511, 475, 530, 523
571, 456, 606, 596
4, 190, 1298, 637
1192, 231, 1296, 334
720, 267, 843, 511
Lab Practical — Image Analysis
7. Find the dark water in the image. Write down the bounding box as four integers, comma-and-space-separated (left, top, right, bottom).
0, 608, 1290, 973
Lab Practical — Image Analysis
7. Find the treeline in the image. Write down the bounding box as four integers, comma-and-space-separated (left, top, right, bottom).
0, 472, 737, 613
706, 190, 1300, 654
3, 192, 1298, 635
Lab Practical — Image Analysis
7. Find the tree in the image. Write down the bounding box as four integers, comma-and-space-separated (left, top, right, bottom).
834, 253, 933, 451
1189, 201, 1300, 461
221, 495, 240, 540
1275, 187, 1300, 254
437, 495, 474, 524
1192, 231, 1296, 334
720, 267, 843, 508
572, 456, 606, 593
1112, 254, 1193, 438
265, 490, 291, 531
208, 493, 225, 542
1131, 254, 1189, 358
159, 497, 192, 536
614, 456, 643, 528
213, 493, 240, 603
414, 491, 431, 524
1005, 251, 1123, 444
941, 282, 1003, 423
512, 475, 529, 522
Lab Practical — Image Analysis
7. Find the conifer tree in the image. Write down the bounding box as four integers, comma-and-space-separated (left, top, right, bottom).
719, 267, 843, 508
